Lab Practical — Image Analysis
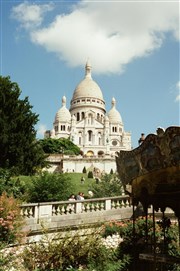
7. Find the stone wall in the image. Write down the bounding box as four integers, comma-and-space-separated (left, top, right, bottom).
46, 154, 116, 173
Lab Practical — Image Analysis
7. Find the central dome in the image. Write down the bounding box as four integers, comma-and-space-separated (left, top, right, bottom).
72, 61, 104, 101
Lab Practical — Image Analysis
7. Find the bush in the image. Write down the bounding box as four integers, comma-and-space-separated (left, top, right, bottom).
87, 171, 93, 178
90, 174, 123, 198
22, 228, 129, 271
102, 217, 180, 271
0, 192, 25, 244
82, 166, 87, 174
27, 172, 75, 203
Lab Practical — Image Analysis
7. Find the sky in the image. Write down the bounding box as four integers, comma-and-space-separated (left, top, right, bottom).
1, 0, 180, 148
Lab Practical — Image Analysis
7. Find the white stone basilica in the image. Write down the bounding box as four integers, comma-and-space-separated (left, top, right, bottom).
45, 61, 131, 157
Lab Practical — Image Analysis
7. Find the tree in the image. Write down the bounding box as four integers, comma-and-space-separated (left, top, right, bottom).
39, 138, 81, 155
0, 76, 47, 175
27, 172, 75, 202
90, 174, 123, 198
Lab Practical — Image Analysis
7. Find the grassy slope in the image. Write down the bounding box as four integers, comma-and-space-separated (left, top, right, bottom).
18, 173, 96, 199
66, 173, 95, 197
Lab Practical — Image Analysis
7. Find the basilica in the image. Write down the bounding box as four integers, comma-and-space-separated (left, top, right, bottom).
45, 61, 131, 157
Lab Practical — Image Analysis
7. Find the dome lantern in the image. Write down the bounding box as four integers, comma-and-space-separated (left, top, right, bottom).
85, 59, 92, 79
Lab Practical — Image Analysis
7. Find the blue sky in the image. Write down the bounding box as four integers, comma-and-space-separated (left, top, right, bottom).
1, 0, 179, 148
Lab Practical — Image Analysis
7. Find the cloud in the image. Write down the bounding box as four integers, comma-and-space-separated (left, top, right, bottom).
11, 1, 54, 29
12, 0, 179, 74
175, 81, 180, 102
37, 124, 47, 138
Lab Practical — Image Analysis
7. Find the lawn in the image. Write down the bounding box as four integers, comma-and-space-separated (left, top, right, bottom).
65, 172, 96, 198
17, 173, 96, 200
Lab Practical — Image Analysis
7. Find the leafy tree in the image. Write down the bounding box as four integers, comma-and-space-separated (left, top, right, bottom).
39, 138, 81, 155
0, 76, 47, 175
27, 172, 75, 202
90, 174, 123, 198
82, 166, 87, 174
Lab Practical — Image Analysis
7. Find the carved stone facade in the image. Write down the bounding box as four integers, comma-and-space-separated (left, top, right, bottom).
45, 61, 131, 156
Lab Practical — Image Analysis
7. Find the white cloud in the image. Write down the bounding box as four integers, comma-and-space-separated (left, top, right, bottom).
175, 81, 180, 102
12, 0, 179, 74
11, 1, 54, 29
37, 124, 47, 138
176, 81, 180, 90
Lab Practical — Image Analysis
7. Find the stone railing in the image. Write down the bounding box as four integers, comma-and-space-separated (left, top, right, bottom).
21, 195, 131, 220
20, 196, 132, 240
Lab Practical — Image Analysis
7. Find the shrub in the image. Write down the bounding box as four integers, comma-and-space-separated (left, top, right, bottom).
87, 171, 93, 178
22, 227, 128, 271
27, 172, 75, 202
102, 217, 180, 271
90, 174, 123, 198
82, 166, 87, 174
0, 192, 25, 244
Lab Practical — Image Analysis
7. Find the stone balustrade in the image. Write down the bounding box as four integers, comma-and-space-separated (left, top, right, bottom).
20, 196, 133, 240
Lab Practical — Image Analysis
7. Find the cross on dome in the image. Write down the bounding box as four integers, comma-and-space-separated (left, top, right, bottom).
85, 59, 92, 79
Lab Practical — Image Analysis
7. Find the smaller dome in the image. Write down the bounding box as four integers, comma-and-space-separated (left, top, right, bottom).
108, 98, 122, 123
55, 96, 71, 122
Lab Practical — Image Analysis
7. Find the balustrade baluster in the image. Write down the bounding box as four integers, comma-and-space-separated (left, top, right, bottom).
58, 205, 62, 215
100, 201, 105, 210
115, 200, 120, 209
111, 200, 115, 209
91, 202, 95, 212
121, 199, 125, 207
85, 203, 90, 212
125, 199, 129, 207
52, 205, 56, 216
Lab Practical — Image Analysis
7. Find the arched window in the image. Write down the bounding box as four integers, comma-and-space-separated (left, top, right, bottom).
98, 132, 101, 145
77, 112, 80, 121
79, 132, 82, 145
88, 130, 92, 141
88, 113, 93, 124
81, 112, 85, 119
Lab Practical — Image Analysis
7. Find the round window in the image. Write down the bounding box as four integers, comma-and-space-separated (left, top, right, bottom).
112, 140, 117, 146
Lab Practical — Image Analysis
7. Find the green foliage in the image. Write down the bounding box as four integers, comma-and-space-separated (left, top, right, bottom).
0, 76, 47, 175
110, 168, 113, 174
102, 217, 180, 271
82, 166, 87, 174
87, 171, 93, 178
90, 174, 123, 198
0, 192, 25, 244
27, 172, 75, 202
0, 242, 18, 271
39, 138, 81, 155
0, 168, 27, 199
22, 228, 130, 271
